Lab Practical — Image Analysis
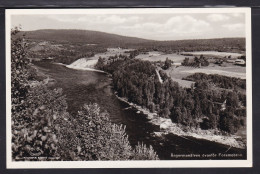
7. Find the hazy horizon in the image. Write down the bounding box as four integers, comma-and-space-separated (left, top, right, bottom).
12, 13, 246, 41
18, 28, 245, 42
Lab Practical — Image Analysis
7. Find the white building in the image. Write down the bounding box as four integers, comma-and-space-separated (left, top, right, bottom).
172, 62, 182, 66
235, 59, 245, 65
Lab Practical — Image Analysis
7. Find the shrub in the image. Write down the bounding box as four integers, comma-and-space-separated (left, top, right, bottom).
11, 26, 30, 116
12, 84, 68, 160
58, 103, 159, 161
11, 27, 68, 160
132, 142, 159, 160
59, 103, 133, 160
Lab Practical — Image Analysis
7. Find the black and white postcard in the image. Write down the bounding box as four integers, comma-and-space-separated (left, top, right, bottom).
5, 8, 252, 168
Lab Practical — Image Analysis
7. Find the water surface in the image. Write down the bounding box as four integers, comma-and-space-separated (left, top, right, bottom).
33, 61, 246, 160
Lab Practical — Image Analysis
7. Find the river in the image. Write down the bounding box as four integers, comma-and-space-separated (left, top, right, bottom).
33, 61, 246, 160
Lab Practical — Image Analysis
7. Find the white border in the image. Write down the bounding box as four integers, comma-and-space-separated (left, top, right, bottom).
6, 8, 252, 168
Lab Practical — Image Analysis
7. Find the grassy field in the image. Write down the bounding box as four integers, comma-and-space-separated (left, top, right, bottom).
136, 52, 193, 63
180, 64, 246, 79
135, 50, 246, 88
182, 69, 246, 79
162, 63, 246, 88
135, 50, 244, 63
181, 51, 244, 58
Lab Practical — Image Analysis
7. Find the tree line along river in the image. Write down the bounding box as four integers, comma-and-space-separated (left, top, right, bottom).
33, 61, 246, 160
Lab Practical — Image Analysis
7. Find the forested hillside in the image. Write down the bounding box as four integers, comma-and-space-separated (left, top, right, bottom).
19, 29, 245, 66
97, 58, 246, 134
21, 29, 245, 52
19, 29, 151, 46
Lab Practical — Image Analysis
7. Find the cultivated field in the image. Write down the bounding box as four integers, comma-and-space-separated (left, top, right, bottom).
163, 63, 246, 88
135, 51, 246, 88
181, 51, 244, 58
136, 51, 193, 63
181, 68, 246, 79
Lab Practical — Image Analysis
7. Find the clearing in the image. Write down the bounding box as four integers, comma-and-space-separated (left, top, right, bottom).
136, 51, 193, 63
163, 63, 246, 88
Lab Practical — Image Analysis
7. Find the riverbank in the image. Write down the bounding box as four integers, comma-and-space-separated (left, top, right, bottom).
52, 59, 246, 149
116, 95, 246, 149
66, 64, 107, 73
52, 61, 107, 73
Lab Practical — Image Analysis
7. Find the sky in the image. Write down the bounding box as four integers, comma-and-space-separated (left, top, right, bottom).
11, 13, 245, 41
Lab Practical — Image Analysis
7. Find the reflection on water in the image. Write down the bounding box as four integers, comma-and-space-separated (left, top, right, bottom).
33, 61, 246, 160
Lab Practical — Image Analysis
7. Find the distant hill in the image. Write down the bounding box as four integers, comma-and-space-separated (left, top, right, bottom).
20, 29, 151, 46
20, 29, 245, 52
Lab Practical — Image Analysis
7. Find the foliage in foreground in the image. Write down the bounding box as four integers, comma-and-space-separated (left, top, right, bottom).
58, 103, 159, 161
11, 27, 159, 161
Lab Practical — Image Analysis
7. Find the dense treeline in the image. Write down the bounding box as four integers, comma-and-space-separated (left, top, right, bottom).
139, 38, 245, 53
182, 55, 209, 67
98, 58, 246, 134
183, 73, 246, 90
11, 28, 159, 161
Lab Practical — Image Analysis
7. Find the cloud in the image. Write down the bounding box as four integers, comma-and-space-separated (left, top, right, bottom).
102, 15, 126, 24
47, 15, 75, 23
117, 15, 211, 40
121, 15, 210, 33
231, 13, 243, 17
48, 14, 210, 37
48, 14, 140, 26
207, 14, 230, 22
13, 13, 245, 40
222, 23, 244, 31
165, 15, 210, 34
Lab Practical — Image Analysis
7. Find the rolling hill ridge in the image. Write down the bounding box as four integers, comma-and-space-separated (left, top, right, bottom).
20, 29, 245, 52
